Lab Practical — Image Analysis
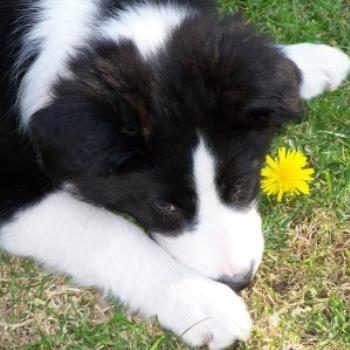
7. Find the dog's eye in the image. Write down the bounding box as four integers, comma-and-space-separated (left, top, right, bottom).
151, 200, 179, 216
122, 122, 139, 136
233, 178, 247, 193
230, 177, 251, 202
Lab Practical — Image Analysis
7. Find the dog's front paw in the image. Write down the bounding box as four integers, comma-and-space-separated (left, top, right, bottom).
284, 43, 350, 99
159, 277, 252, 349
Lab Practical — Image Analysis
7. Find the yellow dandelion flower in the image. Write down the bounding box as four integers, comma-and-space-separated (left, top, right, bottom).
261, 147, 315, 202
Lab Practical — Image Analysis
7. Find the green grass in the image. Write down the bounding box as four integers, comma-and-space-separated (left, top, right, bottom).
1, 1, 350, 349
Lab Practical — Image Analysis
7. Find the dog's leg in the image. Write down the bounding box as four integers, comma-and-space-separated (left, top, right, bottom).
0, 190, 251, 349
282, 43, 350, 99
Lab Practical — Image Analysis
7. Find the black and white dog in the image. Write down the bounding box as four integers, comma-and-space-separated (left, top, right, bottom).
1, 0, 349, 348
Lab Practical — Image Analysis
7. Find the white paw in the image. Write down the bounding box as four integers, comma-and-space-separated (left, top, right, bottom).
159, 277, 252, 349
283, 43, 350, 99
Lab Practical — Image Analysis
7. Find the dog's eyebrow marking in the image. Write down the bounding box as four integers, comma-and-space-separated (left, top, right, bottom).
193, 138, 221, 212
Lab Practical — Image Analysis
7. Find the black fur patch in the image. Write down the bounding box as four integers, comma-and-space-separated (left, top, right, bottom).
0, 0, 304, 233
0, 0, 50, 223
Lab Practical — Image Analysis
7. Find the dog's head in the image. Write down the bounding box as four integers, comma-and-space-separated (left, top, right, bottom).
31, 14, 303, 290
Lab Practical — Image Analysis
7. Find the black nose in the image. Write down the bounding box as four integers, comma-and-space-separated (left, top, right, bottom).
217, 270, 254, 292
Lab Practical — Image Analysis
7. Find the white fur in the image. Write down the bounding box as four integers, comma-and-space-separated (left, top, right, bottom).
100, 3, 191, 57
283, 43, 350, 99
0, 191, 251, 349
154, 139, 264, 281
17, 1, 191, 127
18, 0, 100, 127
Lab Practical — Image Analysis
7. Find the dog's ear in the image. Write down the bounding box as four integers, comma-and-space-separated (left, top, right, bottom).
218, 44, 305, 129
70, 39, 154, 142
29, 40, 153, 181
165, 15, 305, 129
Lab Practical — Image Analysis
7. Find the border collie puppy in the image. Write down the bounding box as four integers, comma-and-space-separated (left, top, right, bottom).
1, 0, 349, 348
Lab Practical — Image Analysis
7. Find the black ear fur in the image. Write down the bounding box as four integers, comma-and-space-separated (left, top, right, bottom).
216, 34, 305, 128
233, 53, 305, 128
238, 91, 305, 128
220, 42, 305, 128
69, 39, 154, 142
29, 100, 143, 181
161, 14, 304, 129
29, 40, 153, 182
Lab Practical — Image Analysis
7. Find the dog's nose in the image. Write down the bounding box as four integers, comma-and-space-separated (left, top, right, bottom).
216, 270, 254, 292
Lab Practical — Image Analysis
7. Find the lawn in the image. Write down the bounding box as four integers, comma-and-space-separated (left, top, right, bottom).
1, 0, 349, 349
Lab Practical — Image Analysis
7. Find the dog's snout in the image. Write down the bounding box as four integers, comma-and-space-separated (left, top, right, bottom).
217, 270, 255, 292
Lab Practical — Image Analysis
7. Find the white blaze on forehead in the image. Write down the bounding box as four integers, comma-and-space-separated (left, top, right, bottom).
193, 139, 220, 208
154, 138, 264, 280
193, 139, 229, 218
100, 3, 192, 58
